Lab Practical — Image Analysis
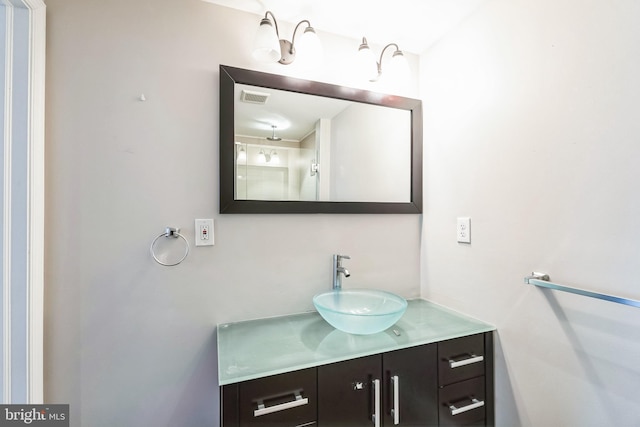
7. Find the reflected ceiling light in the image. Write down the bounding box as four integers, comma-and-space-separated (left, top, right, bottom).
252, 11, 322, 65
267, 125, 282, 141
356, 37, 410, 83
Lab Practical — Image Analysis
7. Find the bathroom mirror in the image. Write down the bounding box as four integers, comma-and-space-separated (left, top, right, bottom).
220, 65, 422, 213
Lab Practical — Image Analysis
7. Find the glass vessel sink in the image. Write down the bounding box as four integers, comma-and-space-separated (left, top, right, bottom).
312, 289, 408, 335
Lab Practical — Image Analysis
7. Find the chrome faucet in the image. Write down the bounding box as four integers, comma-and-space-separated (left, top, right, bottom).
333, 254, 351, 289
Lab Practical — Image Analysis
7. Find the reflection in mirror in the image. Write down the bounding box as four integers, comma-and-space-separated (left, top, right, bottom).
234, 84, 412, 203
220, 65, 422, 214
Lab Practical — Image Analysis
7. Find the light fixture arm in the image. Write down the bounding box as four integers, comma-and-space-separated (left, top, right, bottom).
290, 19, 312, 52
263, 11, 280, 39
377, 43, 401, 76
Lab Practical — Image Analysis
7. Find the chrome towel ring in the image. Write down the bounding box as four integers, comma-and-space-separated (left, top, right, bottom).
150, 227, 189, 266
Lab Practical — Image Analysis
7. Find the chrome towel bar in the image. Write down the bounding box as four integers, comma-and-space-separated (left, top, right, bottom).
525, 272, 640, 308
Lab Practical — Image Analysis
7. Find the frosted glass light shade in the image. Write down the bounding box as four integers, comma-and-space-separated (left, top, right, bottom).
356, 44, 378, 81
236, 145, 247, 162
270, 151, 280, 164
295, 27, 323, 67
257, 150, 267, 163
387, 51, 410, 82
253, 19, 281, 63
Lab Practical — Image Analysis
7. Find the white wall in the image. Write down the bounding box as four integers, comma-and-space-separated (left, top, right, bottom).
330, 103, 411, 202
421, 0, 640, 425
298, 130, 317, 200
43, 1, 421, 426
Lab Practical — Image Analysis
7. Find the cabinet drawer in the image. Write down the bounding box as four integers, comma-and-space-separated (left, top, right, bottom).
438, 334, 485, 386
239, 368, 317, 427
439, 376, 485, 426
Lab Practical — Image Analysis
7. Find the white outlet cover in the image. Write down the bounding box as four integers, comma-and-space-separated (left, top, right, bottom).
457, 217, 471, 243
195, 218, 214, 246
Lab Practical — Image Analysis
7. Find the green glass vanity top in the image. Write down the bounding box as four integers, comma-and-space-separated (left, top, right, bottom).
217, 298, 495, 385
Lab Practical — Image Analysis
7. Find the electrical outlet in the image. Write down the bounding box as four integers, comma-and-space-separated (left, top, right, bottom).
195, 219, 214, 247
457, 217, 471, 243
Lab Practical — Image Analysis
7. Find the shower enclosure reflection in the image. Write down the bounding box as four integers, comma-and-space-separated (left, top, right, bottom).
235, 136, 316, 201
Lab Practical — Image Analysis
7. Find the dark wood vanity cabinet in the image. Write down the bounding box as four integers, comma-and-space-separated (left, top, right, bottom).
220, 332, 493, 427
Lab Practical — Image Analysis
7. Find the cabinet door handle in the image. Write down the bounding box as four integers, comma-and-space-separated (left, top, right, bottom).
449, 354, 484, 369
449, 398, 485, 416
253, 391, 309, 417
390, 375, 400, 425
372, 379, 380, 427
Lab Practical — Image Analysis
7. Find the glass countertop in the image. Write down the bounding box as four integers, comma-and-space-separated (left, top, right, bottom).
217, 298, 495, 385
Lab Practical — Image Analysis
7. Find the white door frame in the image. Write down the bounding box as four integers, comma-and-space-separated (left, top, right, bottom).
1, 0, 46, 403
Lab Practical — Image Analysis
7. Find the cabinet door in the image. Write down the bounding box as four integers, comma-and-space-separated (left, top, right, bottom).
383, 345, 438, 426
318, 355, 382, 427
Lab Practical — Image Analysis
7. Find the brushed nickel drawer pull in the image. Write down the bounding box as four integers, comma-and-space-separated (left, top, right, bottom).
449, 354, 484, 369
372, 379, 381, 427
254, 391, 308, 417
449, 398, 485, 416
391, 375, 400, 425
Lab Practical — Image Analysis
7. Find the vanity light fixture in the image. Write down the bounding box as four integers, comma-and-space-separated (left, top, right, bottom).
257, 148, 280, 164
356, 37, 410, 82
252, 11, 322, 65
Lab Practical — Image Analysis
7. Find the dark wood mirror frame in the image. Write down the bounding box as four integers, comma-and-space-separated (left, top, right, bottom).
219, 65, 423, 214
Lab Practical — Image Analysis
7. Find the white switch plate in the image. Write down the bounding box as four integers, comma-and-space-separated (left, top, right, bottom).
195, 219, 214, 246
457, 217, 471, 243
